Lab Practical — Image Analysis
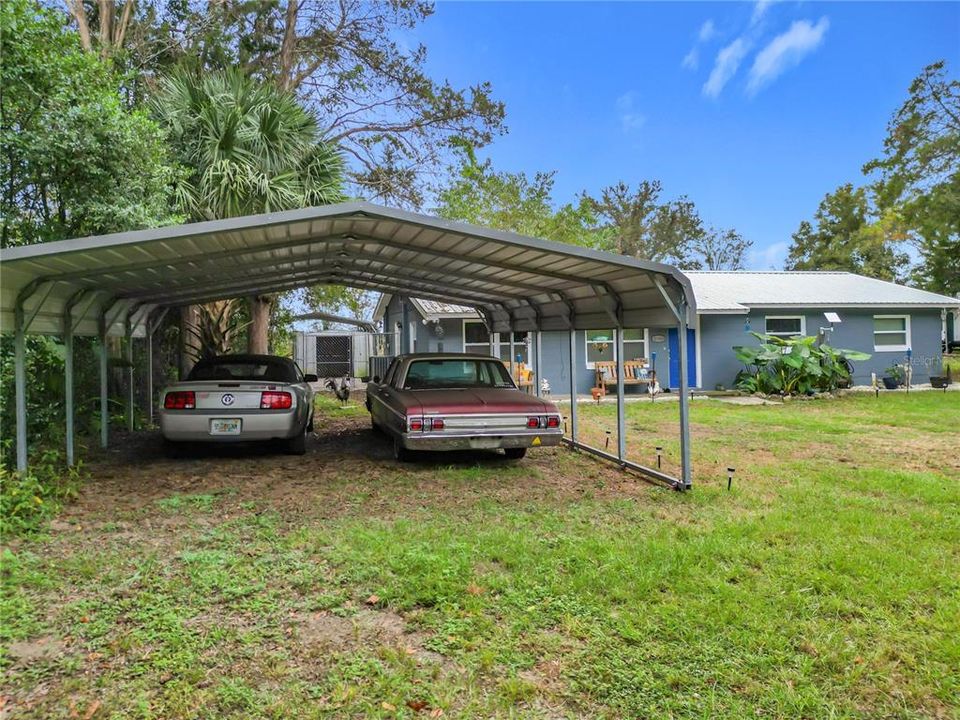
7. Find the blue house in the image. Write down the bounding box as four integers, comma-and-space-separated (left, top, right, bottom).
373, 271, 959, 392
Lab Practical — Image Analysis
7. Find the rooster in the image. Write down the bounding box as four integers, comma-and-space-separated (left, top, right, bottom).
325, 375, 351, 404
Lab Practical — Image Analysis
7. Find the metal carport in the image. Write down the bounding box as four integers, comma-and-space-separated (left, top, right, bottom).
0, 201, 696, 488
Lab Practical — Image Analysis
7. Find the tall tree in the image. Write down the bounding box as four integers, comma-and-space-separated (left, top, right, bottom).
864, 61, 960, 295
434, 142, 597, 244
785, 184, 908, 281
155, 69, 345, 354
585, 180, 704, 264
1, 0, 177, 248
64, 0, 506, 207
686, 228, 752, 270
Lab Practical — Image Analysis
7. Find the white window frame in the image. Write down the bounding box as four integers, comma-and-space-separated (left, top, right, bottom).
462, 318, 491, 354
764, 315, 806, 339
873, 314, 911, 352
584, 329, 648, 369
463, 319, 531, 362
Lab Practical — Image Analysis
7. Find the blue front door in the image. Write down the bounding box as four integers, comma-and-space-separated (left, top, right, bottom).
667, 328, 697, 389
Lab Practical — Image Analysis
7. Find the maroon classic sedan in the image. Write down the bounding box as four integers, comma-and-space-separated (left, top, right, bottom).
366, 353, 563, 461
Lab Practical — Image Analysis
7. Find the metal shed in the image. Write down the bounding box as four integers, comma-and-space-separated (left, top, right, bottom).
0, 201, 697, 488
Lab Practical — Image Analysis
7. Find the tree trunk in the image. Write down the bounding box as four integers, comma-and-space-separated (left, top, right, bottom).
247, 296, 272, 354
278, 0, 299, 90
65, 0, 94, 51
179, 305, 200, 379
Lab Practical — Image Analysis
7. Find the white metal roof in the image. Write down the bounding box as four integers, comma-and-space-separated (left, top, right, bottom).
0, 201, 693, 337
372, 294, 479, 323
686, 271, 959, 314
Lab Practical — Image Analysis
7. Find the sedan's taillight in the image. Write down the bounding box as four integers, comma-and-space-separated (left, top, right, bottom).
260, 391, 292, 409
408, 416, 424, 431
527, 417, 541, 429
546, 416, 560, 429
164, 391, 195, 410
431, 418, 445, 430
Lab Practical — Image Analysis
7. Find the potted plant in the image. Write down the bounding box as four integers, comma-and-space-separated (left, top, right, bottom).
882, 364, 904, 390
930, 365, 952, 389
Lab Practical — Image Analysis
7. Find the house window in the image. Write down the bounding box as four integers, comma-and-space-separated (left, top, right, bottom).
765, 316, 805, 339
498, 332, 529, 365
464, 320, 529, 362
623, 329, 646, 361
585, 329, 647, 368
463, 319, 490, 355
874, 315, 910, 351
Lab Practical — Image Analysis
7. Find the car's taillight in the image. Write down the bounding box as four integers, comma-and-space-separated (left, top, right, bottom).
408, 416, 424, 431
527, 417, 541, 429
431, 418, 445, 430
164, 391, 195, 409
546, 416, 560, 429
260, 391, 292, 409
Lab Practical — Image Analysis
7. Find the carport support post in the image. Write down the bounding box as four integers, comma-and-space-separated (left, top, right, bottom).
568, 328, 578, 442
125, 316, 135, 432
615, 327, 626, 462
146, 317, 154, 426
99, 312, 109, 448
14, 306, 28, 472
508, 332, 515, 380
678, 299, 693, 490
64, 308, 76, 466
534, 331, 543, 397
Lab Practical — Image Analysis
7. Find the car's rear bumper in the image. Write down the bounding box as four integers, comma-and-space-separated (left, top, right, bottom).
400, 429, 563, 451
160, 411, 301, 442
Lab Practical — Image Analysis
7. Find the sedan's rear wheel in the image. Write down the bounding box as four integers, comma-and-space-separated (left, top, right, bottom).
393, 435, 411, 462
285, 425, 307, 455
504, 447, 527, 460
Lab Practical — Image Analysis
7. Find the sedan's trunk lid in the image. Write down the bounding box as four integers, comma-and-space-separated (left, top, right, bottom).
410, 388, 551, 416
163, 381, 295, 410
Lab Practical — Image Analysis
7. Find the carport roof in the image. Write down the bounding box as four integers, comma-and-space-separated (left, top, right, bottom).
0, 201, 693, 337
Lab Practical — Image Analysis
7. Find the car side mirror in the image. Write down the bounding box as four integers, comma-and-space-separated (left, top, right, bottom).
303, 373, 318, 383
372, 375, 381, 384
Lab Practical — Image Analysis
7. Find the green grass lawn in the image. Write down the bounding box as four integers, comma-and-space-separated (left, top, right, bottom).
2, 392, 958, 718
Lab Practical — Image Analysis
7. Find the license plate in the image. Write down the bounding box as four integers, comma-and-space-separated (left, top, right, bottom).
210, 419, 241, 435
468, 437, 502, 449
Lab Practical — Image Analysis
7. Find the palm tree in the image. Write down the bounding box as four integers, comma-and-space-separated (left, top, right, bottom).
156, 69, 345, 357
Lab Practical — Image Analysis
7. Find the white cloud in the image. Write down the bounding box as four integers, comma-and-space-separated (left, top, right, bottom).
747, 17, 830, 95
681, 48, 699, 70
747, 241, 789, 270
703, 38, 750, 98
699, 19, 717, 42
615, 91, 646, 133
751, 0, 773, 26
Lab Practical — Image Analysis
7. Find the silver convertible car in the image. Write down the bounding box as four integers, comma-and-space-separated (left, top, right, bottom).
160, 354, 316, 455
366, 353, 563, 461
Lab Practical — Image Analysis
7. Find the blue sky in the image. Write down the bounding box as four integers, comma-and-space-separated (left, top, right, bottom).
411, 1, 960, 269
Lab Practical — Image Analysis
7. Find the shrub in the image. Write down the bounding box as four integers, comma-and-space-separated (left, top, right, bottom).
0, 444, 83, 536
733, 333, 871, 396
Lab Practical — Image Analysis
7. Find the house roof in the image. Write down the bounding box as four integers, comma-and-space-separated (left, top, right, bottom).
372, 294, 478, 323
685, 271, 960, 314
375, 271, 959, 324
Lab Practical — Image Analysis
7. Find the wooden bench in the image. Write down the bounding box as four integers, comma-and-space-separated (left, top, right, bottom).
594, 360, 653, 396
512, 362, 535, 394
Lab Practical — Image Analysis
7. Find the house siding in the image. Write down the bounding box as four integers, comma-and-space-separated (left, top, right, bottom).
384, 297, 947, 392
701, 308, 945, 388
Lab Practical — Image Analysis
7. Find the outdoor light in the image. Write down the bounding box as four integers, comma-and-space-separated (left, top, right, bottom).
727, 467, 735, 491
656, 445, 663, 469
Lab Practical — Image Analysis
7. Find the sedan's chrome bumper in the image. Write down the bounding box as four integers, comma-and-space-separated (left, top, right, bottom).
160, 411, 301, 442
400, 429, 563, 451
